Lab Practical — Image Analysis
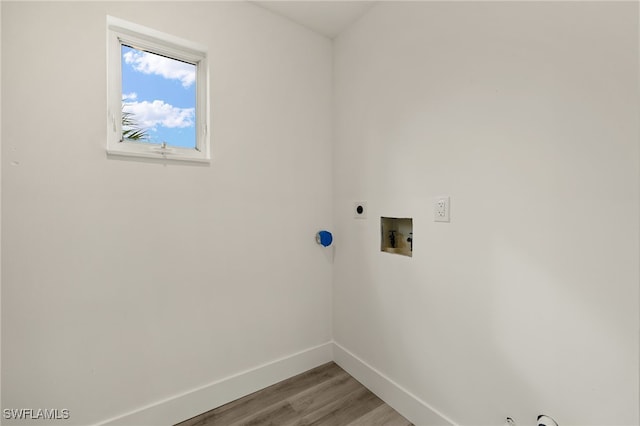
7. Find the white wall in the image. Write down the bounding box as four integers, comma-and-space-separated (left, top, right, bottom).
1, 2, 333, 425
333, 2, 639, 425
0, 0, 3, 415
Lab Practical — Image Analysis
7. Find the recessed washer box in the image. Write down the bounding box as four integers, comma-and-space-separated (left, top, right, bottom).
381, 217, 413, 257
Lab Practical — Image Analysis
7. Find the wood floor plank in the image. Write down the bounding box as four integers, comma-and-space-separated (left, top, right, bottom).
347, 403, 413, 426
292, 386, 384, 426
281, 373, 366, 425
229, 401, 297, 426
176, 362, 343, 426
227, 370, 362, 426
174, 362, 413, 426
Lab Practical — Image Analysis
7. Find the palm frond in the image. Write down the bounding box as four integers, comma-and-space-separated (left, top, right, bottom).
121, 108, 150, 141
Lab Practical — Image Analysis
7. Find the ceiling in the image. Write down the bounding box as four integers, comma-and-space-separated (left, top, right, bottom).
253, 1, 376, 39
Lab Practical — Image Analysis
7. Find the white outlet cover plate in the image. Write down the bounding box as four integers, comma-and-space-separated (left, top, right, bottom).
434, 196, 450, 222
354, 201, 367, 219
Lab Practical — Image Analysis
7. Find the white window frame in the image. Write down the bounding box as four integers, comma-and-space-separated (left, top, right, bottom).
107, 16, 210, 163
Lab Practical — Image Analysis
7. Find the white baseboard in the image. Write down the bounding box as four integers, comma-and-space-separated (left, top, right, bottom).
96, 341, 453, 426
97, 342, 333, 426
332, 341, 457, 426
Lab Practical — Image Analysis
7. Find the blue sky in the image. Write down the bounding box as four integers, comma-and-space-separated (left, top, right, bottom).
121, 45, 196, 149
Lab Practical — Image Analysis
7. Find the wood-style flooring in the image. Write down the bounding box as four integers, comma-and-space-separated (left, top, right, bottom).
175, 362, 413, 426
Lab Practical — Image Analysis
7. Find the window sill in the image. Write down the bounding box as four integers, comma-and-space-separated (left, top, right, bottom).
106, 147, 210, 164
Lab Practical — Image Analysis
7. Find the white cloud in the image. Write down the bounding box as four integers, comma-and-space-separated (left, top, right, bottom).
123, 100, 195, 130
123, 50, 196, 88
122, 92, 138, 101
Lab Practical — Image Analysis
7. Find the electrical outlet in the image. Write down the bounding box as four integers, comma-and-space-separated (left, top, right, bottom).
354, 201, 367, 219
434, 196, 450, 222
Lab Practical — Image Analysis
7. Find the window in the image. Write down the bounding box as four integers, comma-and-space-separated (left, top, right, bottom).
107, 16, 209, 162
